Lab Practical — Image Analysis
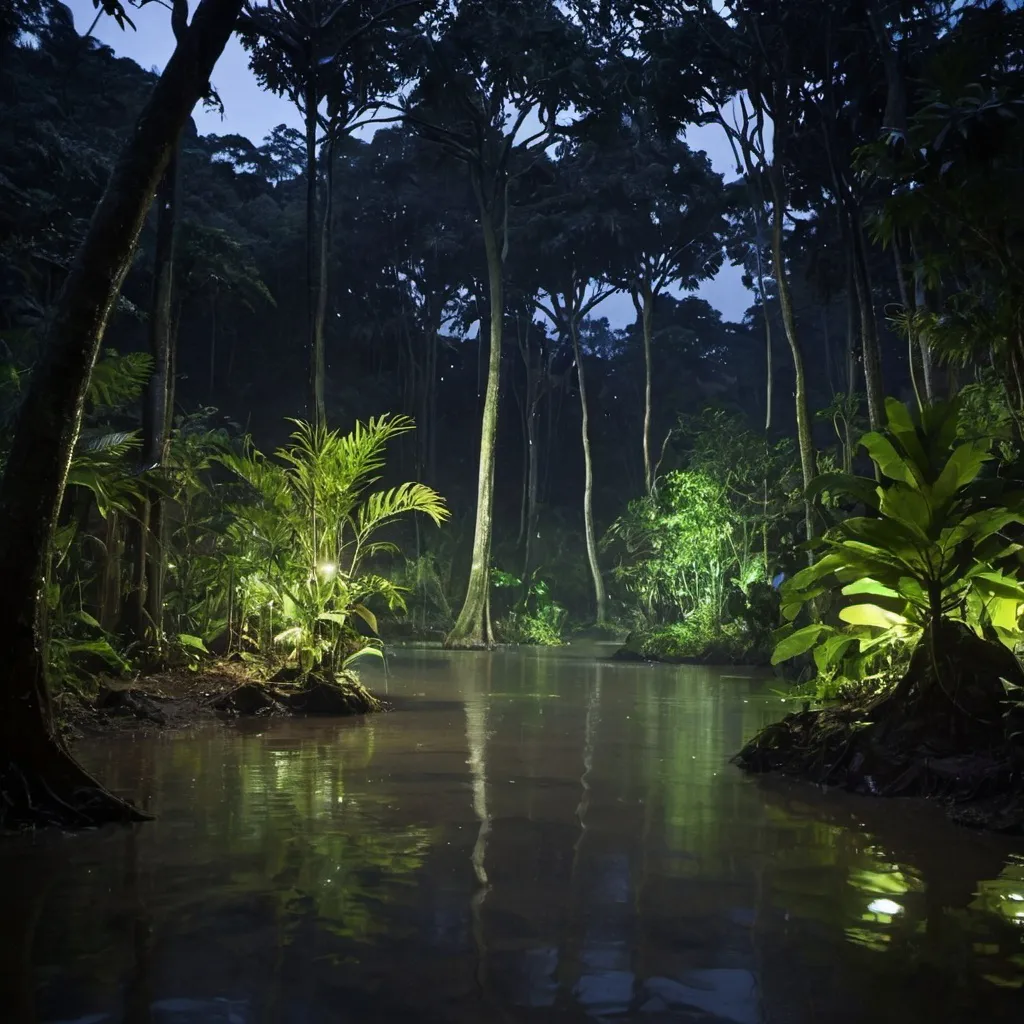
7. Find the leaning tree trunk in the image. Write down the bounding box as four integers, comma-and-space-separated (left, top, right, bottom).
0, 0, 243, 829
447, 192, 503, 648
570, 319, 608, 626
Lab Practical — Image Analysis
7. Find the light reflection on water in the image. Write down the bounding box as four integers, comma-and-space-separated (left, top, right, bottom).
0, 643, 1022, 1022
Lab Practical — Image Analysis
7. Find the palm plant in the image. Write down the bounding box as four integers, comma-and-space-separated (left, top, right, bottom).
220, 413, 447, 673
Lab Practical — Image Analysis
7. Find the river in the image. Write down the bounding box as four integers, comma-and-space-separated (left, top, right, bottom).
1, 643, 1022, 1022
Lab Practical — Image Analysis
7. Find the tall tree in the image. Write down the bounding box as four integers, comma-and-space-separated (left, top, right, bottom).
597, 130, 727, 492
401, 0, 594, 647
239, 0, 425, 427
0, 0, 243, 828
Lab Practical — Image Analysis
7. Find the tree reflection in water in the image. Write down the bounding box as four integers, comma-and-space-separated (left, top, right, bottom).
0, 645, 1021, 1022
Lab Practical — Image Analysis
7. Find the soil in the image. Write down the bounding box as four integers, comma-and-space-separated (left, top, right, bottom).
736, 621, 1024, 835
56, 660, 385, 741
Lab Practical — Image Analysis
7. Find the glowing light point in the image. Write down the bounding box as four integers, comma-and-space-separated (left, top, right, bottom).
317, 561, 338, 578
868, 899, 903, 915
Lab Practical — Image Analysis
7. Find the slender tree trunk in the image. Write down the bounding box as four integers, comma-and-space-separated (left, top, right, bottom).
0, 0, 242, 828
767, 165, 815, 547
447, 190, 503, 648
892, 232, 926, 411
313, 130, 335, 427
752, 232, 773, 432
305, 81, 325, 428
636, 285, 655, 493
126, 145, 180, 650
571, 320, 607, 625
851, 218, 885, 428
911, 235, 937, 402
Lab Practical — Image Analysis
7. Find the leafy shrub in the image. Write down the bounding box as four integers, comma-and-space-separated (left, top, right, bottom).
622, 604, 766, 664
774, 398, 1024, 698
492, 569, 567, 645
220, 415, 447, 673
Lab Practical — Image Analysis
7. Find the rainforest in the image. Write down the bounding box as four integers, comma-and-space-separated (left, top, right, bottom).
1, 1, 1024, 1020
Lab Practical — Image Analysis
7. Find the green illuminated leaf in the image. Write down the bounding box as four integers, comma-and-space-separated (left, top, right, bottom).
839, 604, 907, 629
771, 624, 832, 665
861, 431, 920, 486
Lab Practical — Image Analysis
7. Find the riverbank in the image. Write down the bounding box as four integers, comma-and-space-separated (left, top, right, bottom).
57, 661, 383, 740
613, 624, 771, 666
737, 702, 1024, 835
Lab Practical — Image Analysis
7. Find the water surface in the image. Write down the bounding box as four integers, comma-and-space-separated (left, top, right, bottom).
2, 644, 1023, 1022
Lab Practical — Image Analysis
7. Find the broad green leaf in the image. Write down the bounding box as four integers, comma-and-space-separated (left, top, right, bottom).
813, 634, 857, 673
841, 578, 901, 599
839, 603, 907, 629
884, 398, 929, 470
805, 472, 880, 510
861, 431, 919, 486
351, 603, 378, 634
939, 509, 1024, 557
342, 644, 385, 669
971, 571, 1024, 603
836, 519, 924, 567
784, 552, 848, 592
919, 398, 961, 461
771, 624, 831, 665
878, 484, 932, 537
177, 633, 209, 652
931, 442, 991, 508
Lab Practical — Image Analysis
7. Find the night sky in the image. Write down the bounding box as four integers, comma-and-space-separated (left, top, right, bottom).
65, 0, 752, 327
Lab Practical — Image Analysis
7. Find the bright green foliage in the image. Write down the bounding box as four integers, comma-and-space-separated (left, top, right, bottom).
220, 415, 448, 672
606, 470, 733, 621
775, 398, 1024, 693
603, 411, 799, 662
492, 568, 568, 646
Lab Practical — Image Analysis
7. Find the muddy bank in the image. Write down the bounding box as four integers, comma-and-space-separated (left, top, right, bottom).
57, 662, 385, 740
736, 702, 1024, 834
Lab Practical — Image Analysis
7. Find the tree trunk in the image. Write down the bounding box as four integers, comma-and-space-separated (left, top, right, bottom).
851, 218, 885, 429
752, 231, 773, 432
446, 190, 503, 648
636, 284, 655, 493
127, 145, 180, 651
571, 321, 607, 626
767, 162, 815, 547
313, 130, 336, 427
305, 81, 326, 428
911, 235, 937, 402
0, 0, 242, 829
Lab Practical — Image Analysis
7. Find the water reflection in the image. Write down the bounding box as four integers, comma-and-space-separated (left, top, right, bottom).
0, 644, 1021, 1022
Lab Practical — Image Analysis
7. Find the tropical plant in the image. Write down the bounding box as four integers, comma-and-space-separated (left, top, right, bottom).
774, 398, 1024, 697
492, 567, 568, 646
604, 469, 736, 624
220, 413, 447, 673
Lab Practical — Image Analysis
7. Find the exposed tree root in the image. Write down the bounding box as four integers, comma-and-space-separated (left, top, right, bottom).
0, 746, 149, 831
736, 621, 1024, 833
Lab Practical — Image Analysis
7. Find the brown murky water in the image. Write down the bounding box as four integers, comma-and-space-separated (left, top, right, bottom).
2, 644, 1023, 1023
